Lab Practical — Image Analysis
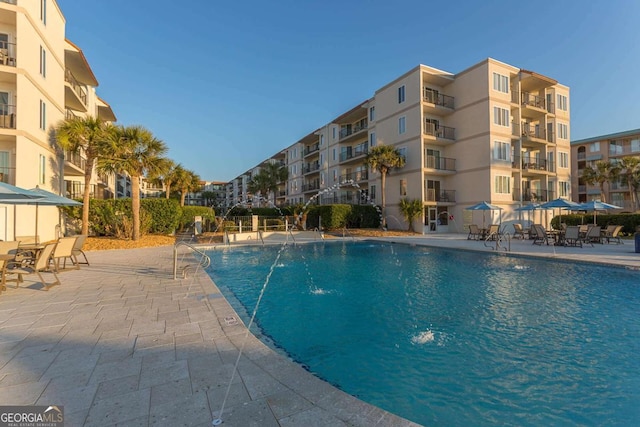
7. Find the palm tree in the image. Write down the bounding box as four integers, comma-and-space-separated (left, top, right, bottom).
248, 162, 288, 206
581, 160, 620, 203
55, 116, 112, 236
146, 158, 176, 199
365, 145, 406, 228
618, 156, 640, 210
98, 125, 168, 240
398, 198, 423, 232
175, 169, 201, 207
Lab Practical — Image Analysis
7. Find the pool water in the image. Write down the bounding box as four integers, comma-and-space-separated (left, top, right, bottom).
206, 242, 640, 426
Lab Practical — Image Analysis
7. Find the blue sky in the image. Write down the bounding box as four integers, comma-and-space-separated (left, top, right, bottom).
57, 0, 640, 182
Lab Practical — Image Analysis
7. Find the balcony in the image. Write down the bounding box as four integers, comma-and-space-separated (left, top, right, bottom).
339, 142, 368, 163
303, 162, 320, 175
0, 165, 15, 185
304, 143, 319, 157
302, 181, 320, 193
512, 188, 553, 203
512, 91, 554, 116
65, 109, 78, 120
423, 89, 454, 114
64, 150, 86, 176
512, 156, 553, 173
425, 189, 455, 203
339, 123, 368, 142
0, 40, 16, 67
423, 122, 455, 143
341, 170, 368, 182
65, 69, 88, 111
424, 155, 455, 171
0, 104, 15, 129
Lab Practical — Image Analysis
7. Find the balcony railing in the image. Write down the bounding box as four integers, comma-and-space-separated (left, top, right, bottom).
303, 162, 320, 174
341, 170, 368, 182
424, 155, 455, 171
512, 188, 553, 202
65, 69, 88, 106
339, 123, 368, 140
64, 150, 86, 170
65, 109, 78, 120
425, 189, 455, 202
0, 166, 15, 185
339, 143, 368, 162
423, 89, 454, 109
0, 104, 15, 128
512, 91, 555, 114
304, 143, 320, 156
423, 122, 455, 140
0, 40, 16, 67
302, 181, 320, 192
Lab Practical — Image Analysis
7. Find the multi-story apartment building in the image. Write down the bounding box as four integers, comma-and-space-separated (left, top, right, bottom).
571, 128, 640, 211
0, 0, 116, 241
229, 58, 570, 232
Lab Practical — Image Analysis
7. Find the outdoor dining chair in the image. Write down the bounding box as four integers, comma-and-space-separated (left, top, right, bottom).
7, 242, 60, 290
71, 235, 89, 266
51, 236, 78, 272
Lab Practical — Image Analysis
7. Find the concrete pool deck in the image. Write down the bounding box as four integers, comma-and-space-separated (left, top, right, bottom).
0, 234, 638, 426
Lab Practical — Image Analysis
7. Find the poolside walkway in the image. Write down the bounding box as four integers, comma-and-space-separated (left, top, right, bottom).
0, 235, 638, 426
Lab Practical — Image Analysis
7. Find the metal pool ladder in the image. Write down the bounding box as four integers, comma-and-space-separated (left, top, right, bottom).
173, 241, 211, 279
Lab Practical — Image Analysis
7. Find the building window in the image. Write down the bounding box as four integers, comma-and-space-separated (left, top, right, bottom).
41, 0, 47, 25
332, 127, 336, 140
400, 179, 407, 196
320, 135, 324, 146
333, 169, 338, 182
494, 175, 511, 194
398, 147, 407, 161
39, 46, 46, 77
493, 141, 511, 161
332, 148, 336, 161
559, 152, 569, 168
398, 116, 406, 134
558, 123, 568, 139
370, 185, 376, 201
369, 106, 375, 122
492, 72, 509, 93
493, 106, 509, 127
557, 94, 568, 111
631, 138, 640, 153
39, 100, 46, 130
609, 140, 623, 155
319, 153, 324, 165
589, 142, 600, 152
398, 85, 405, 103
320, 172, 325, 186
369, 132, 376, 147
39, 154, 45, 184
559, 181, 570, 198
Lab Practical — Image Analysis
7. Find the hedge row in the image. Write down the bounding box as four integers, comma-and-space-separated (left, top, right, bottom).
305, 204, 380, 230
551, 213, 640, 235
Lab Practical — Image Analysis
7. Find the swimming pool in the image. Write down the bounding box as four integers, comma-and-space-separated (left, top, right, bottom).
206, 242, 640, 426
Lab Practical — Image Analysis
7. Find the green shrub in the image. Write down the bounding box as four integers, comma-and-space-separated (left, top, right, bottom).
552, 213, 640, 235
141, 198, 181, 234
265, 218, 285, 231
179, 206, 216, 231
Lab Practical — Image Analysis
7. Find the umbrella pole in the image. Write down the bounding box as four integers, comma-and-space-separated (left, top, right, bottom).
35, 204, 39, 243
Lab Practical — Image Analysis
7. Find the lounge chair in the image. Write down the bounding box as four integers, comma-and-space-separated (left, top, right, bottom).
51, 236, 78, 272
485, 224, 501, 241
71, 234, 89, 265
513, 223, 525, 240
584, 226, 602, 246
467, 224, 482, 240
532, 224, 550, 245
564, 226, 582, 247
7, 242, 60, 290
603, 225, 624, 244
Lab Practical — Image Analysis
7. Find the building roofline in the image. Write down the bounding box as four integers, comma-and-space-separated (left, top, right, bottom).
571, 128, 640, 145
65, 38, 100, 86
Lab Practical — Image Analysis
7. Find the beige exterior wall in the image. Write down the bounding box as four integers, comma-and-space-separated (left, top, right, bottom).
0, 1, 116, 241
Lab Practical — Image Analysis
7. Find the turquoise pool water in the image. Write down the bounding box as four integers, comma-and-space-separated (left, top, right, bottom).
206, 242, 640, 426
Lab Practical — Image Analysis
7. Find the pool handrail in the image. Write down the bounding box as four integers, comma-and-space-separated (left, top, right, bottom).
173, 241, 211, 280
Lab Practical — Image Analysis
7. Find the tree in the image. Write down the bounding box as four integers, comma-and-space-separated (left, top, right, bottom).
398, 198, 423, 232
248, 162, 288, 206
581, 160, 620, 203
364, 145, 406, 228
618, 156, 640, 211
98, 125, 168, 240
146, 158, 176, 199
175, 169, 201, 207
56, 116, 112, 236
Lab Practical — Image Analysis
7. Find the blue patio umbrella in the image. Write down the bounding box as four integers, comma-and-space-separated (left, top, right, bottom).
0, 182, 45, 200
541, 198, 581, 228
515, 203, 545, 225
575, 200, 622, 224
465, 201, 503, 228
